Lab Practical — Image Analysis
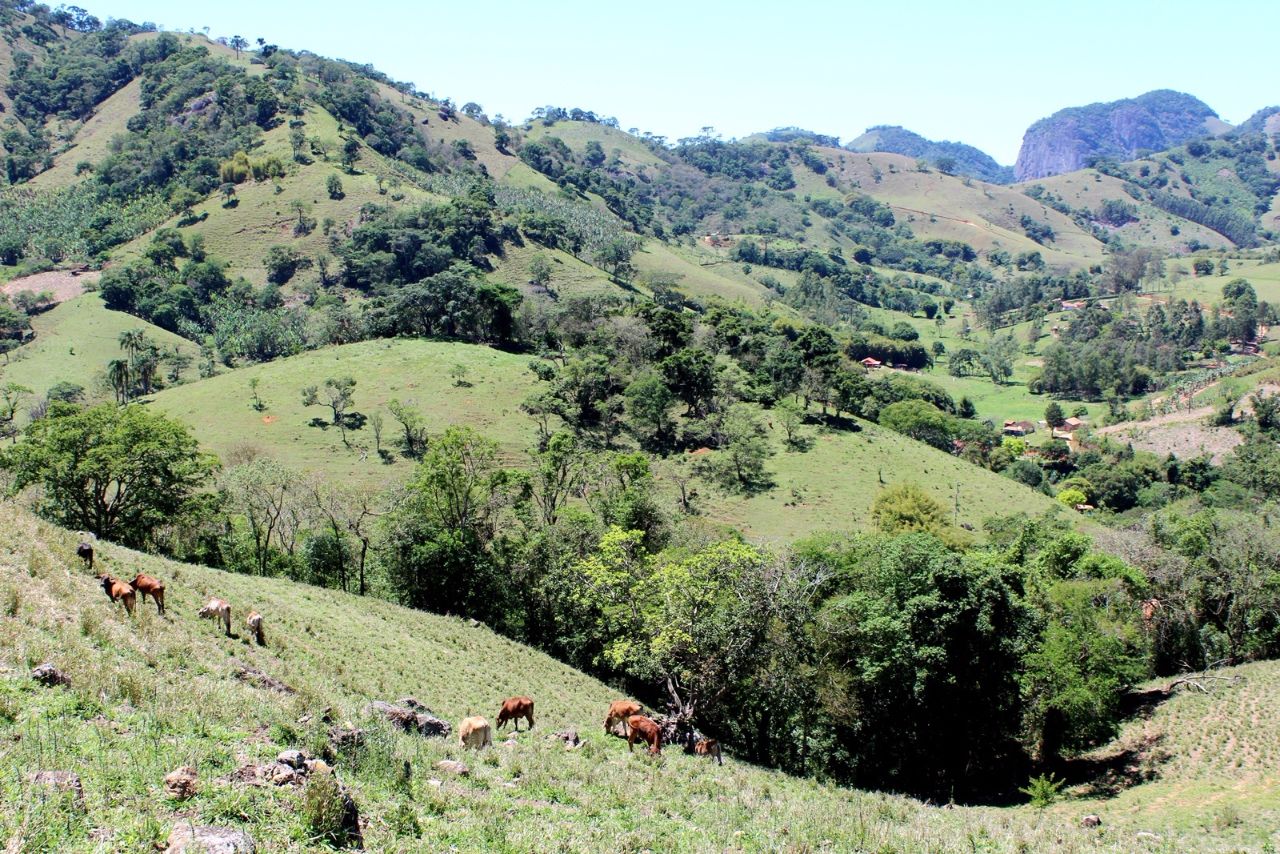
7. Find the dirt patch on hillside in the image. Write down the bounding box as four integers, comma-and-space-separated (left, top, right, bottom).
1, 269, 98, 304
1097, 411, 1242, 464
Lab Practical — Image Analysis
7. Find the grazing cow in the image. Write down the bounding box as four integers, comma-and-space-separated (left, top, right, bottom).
130, 574, 165, 615
626, 715, 661, 755
458, 716, 492, 750
605, 699, 642, 734
683, 731, 723, 766
98, 574, 135, 616
246, 610, 266, 646
496, 696, 534, 732
76, 542, 94, 571
198, 598, 233, 636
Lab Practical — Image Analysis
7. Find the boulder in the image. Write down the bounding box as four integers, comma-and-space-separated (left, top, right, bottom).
277, 749, 307, 770
27, 770, 85, 811
435, 760, 469, 776
367, 700, 450, 738
163, 766, 198, 800
328, 725, 366, 753
30, 663, 70, 688
165, 824, 256, 853
304, 759, 332, 776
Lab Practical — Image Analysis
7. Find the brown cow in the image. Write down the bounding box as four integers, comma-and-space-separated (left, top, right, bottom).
76, 542, 95, 570
245, 610, 266, 646
605, 699, 642, 734
689, 735, 723, 766
130, 574, 165, 616
458, 716, 492, 750
98, 574, 135, 616
198, 598, 232, 636
626, 715, 661, 755
496, 696, 534, 732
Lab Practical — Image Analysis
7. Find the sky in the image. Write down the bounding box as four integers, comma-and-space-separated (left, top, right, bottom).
95, 0, 1279, 164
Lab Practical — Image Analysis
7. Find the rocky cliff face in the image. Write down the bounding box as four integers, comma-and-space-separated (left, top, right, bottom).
1014, 90, 1220, 181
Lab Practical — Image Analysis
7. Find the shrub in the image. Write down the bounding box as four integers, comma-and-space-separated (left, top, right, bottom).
1019, 773, 1064, 808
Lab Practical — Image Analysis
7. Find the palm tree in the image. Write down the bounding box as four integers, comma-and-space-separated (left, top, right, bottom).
106, 359, 131, 405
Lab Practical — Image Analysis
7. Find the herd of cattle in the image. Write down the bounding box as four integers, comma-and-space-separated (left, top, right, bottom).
77, 539, 723, 763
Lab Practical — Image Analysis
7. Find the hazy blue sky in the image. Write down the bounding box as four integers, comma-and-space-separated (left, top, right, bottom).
98, 0, 1278, 163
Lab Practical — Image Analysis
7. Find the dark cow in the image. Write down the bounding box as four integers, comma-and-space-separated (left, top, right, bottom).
76, 542, 94, 570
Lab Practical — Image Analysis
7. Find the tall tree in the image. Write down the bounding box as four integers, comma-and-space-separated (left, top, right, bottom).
1, 404, 217, 546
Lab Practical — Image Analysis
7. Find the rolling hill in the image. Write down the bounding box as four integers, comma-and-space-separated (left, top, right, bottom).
0, 292, 200, 407
3, 501, 1278, 852
845, 125, 1014, 184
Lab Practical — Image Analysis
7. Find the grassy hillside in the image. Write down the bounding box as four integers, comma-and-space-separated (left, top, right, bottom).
1020, 168, 1234, 253
680, 415, 1069, 540
147, 339, 541, 484
141, 335, 1068, 539
525, 120, 668, 172
3, 502, 1279, 851
1166, 259, 1280, 306
815, 150, 1107, 271
0, 293, 199, 409
28, 79, 142, 191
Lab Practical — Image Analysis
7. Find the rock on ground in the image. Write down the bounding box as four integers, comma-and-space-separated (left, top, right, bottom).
163, 766, 198, 800
30, 663, 70, 687
435, 760, 469, 776
164, 824, 255, 853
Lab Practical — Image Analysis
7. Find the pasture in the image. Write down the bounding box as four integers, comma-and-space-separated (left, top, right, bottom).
0, 293, 199, 411
146, 338, 541, 485
2, 502, 1278, 851
682, 414, 1069, 541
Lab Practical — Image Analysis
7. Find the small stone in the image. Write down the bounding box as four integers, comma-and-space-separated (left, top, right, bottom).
1081, 814, 1102, 828
163, 766, 198, 800
328, 725, 366, 752
27, 770, 85, 811
30, 663, 70, 688
436, 760, 469, 776
551, 729, 581, 747
165, 824, 256, 853
262, 763, 299, 786
276, 749, 307, 770
427, 778, 442, 788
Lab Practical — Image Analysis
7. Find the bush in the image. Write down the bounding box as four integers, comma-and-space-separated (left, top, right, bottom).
326, 173, 344, 200
1019, 773, 1064, 808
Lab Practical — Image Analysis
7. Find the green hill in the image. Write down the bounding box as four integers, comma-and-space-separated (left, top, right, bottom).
0, 293, 199, 410
2, 501, 1278, 851
147, 339, 541, 484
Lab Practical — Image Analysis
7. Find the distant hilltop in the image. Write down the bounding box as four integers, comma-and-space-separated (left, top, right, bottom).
845, 126, 1013, 184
